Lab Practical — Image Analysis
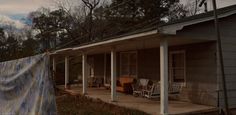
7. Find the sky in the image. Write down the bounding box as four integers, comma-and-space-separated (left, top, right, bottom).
0, 0, 235, 16
0, 0, 53, 15
180, 0, 236, 9
0, 0, 236, 29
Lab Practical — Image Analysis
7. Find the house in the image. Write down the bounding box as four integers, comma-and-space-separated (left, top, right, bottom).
51, 4, 236, 114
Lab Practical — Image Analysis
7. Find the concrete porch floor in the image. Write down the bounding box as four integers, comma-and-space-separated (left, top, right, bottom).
58, 85, 217, 115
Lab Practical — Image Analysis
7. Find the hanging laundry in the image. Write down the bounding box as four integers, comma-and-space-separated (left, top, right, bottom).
0, 53, 57, 115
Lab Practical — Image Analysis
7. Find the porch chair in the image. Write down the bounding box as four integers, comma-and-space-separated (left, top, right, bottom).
139, 78, 149, 90
104, 78, 111, 89
143, 82, 160, 99
131, 79, 142, 97
116, 76, 134, 94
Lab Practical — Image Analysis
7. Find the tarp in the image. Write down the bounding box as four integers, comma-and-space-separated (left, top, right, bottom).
0, 54, 57, 115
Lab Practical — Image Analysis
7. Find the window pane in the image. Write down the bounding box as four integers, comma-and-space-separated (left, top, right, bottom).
120, 52, 137, 77
130, 65, 137, 75
171, 52, 185, 82
120, 53, 130, 76
121, 66, 129, 75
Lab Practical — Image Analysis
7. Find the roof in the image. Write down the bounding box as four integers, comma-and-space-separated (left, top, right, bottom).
160, 4, 236, 34
51, 4, 236, 55
161, 4, 236, 27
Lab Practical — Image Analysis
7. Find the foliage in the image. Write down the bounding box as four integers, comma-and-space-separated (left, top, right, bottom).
30, 0, 180, 50
0, 0, 200, 62
0, 27, 39, 62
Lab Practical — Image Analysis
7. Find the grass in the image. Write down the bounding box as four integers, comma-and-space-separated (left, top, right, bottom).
56, 90, 149, 115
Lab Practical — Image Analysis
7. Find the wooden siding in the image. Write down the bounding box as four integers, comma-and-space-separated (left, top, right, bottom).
138, 48, 160, 80
218, 15, 236, 108
177, 14, 236, 108
90, 42, 217, 106
173, 42, 217, 106
137, 42, 217, 106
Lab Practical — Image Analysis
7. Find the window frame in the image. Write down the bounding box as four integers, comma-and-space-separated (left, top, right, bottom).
169, 50, 186, 85
119, 51, 138, 78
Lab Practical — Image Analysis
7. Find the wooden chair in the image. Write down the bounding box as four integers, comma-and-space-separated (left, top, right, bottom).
131, 80, 143, 97
139, 78, 149, 90
143, 83, 160, 99
104, 77, 111, 89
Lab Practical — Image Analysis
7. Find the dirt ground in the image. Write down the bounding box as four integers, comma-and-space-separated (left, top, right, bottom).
56, 89, 149, 115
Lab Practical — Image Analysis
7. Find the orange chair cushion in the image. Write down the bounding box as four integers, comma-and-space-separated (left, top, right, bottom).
119, 76, 134, 86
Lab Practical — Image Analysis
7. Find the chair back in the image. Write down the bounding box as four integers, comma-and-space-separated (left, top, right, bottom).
150, 83, 160, 94
139, 79, 149, 87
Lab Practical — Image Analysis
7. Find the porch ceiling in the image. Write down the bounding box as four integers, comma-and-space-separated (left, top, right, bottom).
51, 30, 215, 56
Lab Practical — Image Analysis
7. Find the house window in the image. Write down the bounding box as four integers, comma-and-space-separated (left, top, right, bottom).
120, 51, 137, 77
170, 51, 186, 83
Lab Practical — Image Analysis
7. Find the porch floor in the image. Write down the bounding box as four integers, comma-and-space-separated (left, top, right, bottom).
58, 85, 217, 115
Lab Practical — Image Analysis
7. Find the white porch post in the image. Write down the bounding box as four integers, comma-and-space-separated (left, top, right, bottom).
52, 57, 56, 81
65, 56, 69, 89
52, 57, 56, 72
160, 38, 168, 115
111, 50, 117, 102
82, 54, 88, 95
104, 53, 107, 85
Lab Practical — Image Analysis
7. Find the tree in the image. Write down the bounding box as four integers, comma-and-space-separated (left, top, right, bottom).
82, 0, 100, 40
31, 8, 71, 50
184, 0, 202, 16
0, 28, 6, 61
21, 30, 39, 57
27, 0, 182, 50
30, 8, 52, 51
93, 0, 179, 37
168, 3, 188, 21
6, 35, 19, 60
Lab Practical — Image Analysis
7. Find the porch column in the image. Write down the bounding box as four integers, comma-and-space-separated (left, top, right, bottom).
160, 38, 168, 115
52, 57, 56, 72
104, 53, 107, 85
82, 54, 88, 95
65, 56, 69, 89
111, 50, 117, 102
52, 57, 56, 80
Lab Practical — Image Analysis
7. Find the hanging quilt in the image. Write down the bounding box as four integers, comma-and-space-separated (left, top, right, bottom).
0, 53, 57, 115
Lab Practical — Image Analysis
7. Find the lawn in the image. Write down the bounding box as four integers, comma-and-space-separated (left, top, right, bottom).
56, 90, 149, 115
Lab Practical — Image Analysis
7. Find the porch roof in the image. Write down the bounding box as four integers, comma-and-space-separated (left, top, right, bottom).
51, 5, 236, 56
159, 4, 236, 34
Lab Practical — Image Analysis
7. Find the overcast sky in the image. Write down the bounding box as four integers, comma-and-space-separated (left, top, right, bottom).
0, 0, 53, 15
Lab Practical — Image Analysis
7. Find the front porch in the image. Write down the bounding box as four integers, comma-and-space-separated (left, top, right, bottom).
58, 85, 217, 115
52, 30, 218, 114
